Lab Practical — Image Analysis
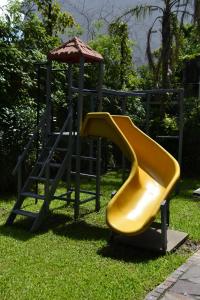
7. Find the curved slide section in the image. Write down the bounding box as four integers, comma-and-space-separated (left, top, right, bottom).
81, 113, 180, 236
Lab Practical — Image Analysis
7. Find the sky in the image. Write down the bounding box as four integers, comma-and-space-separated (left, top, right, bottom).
0, 0, 8, 16
0, 0, 7, 5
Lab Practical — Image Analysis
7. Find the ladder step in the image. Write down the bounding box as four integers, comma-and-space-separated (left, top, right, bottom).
29, 176, 54, 183
46, 147, 68, 152
55, 147, 68, 152
156, 135, 179, 139
12, 209, 38, 218
21, 192, 45, 200
37, 162, 61, 168
71, 172, 96, 179
72, 155, 96, 161
50, 131, 77, 136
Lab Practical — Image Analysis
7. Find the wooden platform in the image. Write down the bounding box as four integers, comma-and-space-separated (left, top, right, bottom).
113, 227, 188, 253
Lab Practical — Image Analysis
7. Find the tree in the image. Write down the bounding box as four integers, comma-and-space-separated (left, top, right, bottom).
89, 21, 138, 91
34, 0, 75, 37
109, 21, 133, 89
194, 0, 200, 26
0, 0, 76, 192
116, 1, 191, 88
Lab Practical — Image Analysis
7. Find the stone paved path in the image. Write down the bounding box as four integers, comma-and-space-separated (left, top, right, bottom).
145, 250, 200, 300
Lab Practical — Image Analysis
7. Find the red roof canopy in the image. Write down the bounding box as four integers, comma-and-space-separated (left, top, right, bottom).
47, 37, 103, 63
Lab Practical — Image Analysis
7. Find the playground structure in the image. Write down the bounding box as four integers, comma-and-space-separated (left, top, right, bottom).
6, 37, 187, 252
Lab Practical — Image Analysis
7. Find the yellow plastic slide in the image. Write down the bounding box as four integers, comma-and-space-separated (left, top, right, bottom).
81, 112, 180, 236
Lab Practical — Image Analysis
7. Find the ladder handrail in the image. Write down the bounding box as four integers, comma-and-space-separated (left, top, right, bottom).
12, 110, 48, 176
38, 108, 73, 178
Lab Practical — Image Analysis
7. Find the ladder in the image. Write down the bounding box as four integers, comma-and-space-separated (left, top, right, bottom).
6, 107, 73, 232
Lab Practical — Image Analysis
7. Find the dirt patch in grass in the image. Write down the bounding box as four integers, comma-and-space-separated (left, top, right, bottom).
178, 239, 200, 254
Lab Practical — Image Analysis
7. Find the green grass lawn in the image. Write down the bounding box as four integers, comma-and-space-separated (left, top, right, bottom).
0, 172, 200, 300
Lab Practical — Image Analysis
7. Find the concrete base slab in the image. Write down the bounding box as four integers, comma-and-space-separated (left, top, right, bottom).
193, 187, 200, 197
113, 228, 188, 253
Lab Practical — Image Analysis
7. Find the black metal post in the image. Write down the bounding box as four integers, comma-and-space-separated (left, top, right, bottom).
121, 96, 127, 182
66, 63, 73, 203
178, 89, 184, 169
89, 95, 95, 174
74, 57, 85, 220
17, 157, 22, 201
46, 60, 52, 137
95, 61, 104, 212
146, 93, 151, 135
161, 201, 168, 252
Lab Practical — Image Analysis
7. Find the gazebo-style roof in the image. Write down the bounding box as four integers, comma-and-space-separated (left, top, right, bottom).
47, 37, 103, 63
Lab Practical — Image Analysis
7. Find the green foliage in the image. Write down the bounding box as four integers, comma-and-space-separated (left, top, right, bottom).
109, 21, 134, 89
89, 22, 138, 90
119, 4, 163, 21
0, 0, 77, 192
34, 0, 75, 36
0, 103, 37, 192
117, 1, 190, 88
180, 24, 200, 61
182, 97, 200, 175
89, 34, 123, 89
137, 65, 154, 89
162, 114, 177, 133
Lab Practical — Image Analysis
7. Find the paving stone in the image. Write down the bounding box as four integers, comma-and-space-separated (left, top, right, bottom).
170, 279, 200, 296
144, 295, 158, 300
155, 286, 165, 293
161, 281, 174, 289
181, 266, 200, 284
150, 291, 161, 297
160, 291, 196, 300
145, 296, 157, 300
166, 277, 178, 283
146, 251, 200, 300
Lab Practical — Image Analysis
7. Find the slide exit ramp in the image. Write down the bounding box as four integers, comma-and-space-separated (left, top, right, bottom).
81, 112, 180, 236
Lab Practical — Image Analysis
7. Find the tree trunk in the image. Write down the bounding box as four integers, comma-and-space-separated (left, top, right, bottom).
161, 1, 171, 88
194, 0, 200, 27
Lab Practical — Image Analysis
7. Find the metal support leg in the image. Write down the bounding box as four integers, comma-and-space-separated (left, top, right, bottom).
31, 162, 50, 232
66, 64, 73, 204
6, 158, 23, 225
108, 230, 116, 245
74, 57, 84, 220
161, 200, 169, 252
95, 138, 101, 212
95, 61, 103, 211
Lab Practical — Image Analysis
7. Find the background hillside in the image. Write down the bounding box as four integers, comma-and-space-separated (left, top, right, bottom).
62, 0, 160, 65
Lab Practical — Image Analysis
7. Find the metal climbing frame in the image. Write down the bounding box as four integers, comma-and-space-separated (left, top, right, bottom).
34, 58, 104, 220
6, 38, 104, 231
103, 88, 184, 170
67, 57, 104, 219
71, 87, 184, 174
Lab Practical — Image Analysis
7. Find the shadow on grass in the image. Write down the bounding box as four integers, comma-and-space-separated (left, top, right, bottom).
0, 212, 72, 241
97, 242, 162, 263
0, 194, 16, 203
53, 221, 161, 262
177, 178, 200, 199
53, 220, 109, 241
1, 214, 162, 262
